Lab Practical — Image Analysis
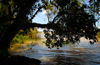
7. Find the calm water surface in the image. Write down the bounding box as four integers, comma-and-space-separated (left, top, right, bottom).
9, 33, 100, 65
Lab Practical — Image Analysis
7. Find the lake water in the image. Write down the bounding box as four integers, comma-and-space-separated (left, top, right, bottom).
9, 33, 100, 65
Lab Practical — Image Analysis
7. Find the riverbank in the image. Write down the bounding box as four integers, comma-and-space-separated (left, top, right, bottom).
8, 39, 42, 53
9, 40, 100, 65
97, 38, 100, 42
0, 39, 42, 65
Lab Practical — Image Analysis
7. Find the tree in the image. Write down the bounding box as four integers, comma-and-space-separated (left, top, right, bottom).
42, 0, 99, 48
0, 0, 42, 55
0, 0, 99, 54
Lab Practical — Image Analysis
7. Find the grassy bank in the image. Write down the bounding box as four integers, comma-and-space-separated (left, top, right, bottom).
9, 35, 42, 52
97, 38, 100, 42
97, 32, 100, 42
8, 28, 42, 52
8, 39, 42, 52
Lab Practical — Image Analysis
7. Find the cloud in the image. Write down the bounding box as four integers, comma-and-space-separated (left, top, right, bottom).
38, 28, 45, 32
98, 27, 100, 29
41, 10, 47, 14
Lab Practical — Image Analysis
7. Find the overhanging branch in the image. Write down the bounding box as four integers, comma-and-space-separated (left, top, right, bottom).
21, 23, 53, 29
29, 6, 43, 22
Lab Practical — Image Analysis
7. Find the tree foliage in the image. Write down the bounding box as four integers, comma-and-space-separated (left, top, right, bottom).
42, 0, 99, 48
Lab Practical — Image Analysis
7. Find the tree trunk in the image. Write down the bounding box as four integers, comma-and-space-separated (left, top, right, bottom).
0, 0, 37, 54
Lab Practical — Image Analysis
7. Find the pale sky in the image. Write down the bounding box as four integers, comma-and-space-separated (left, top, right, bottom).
32, 10, 48, 32
32, 10, 48, 24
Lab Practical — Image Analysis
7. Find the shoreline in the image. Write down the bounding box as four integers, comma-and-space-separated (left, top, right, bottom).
8, 39, 42, 52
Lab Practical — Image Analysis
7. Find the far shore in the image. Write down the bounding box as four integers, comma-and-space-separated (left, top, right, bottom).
8, 39, 42, 52
8, 35, 100, 53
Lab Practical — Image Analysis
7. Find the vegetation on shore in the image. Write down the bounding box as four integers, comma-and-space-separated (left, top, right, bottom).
0, 27, 41, 57
8, 27, 42, 52
97, 32, 100, 42
11, 27, 40, 44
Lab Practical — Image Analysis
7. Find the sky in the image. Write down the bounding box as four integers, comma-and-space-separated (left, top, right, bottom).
32, 10, 48, 24
32, 10, 48, 32
32, 0, 100, 32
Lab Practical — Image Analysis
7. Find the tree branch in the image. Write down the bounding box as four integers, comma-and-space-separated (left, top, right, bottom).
96, 17, 100, 21
29, 6, 43, 22
52, 14, 58, 23
21, 23, 53, 29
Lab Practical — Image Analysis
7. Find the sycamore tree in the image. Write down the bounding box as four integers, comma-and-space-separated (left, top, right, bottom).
0, 0, 99, 54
